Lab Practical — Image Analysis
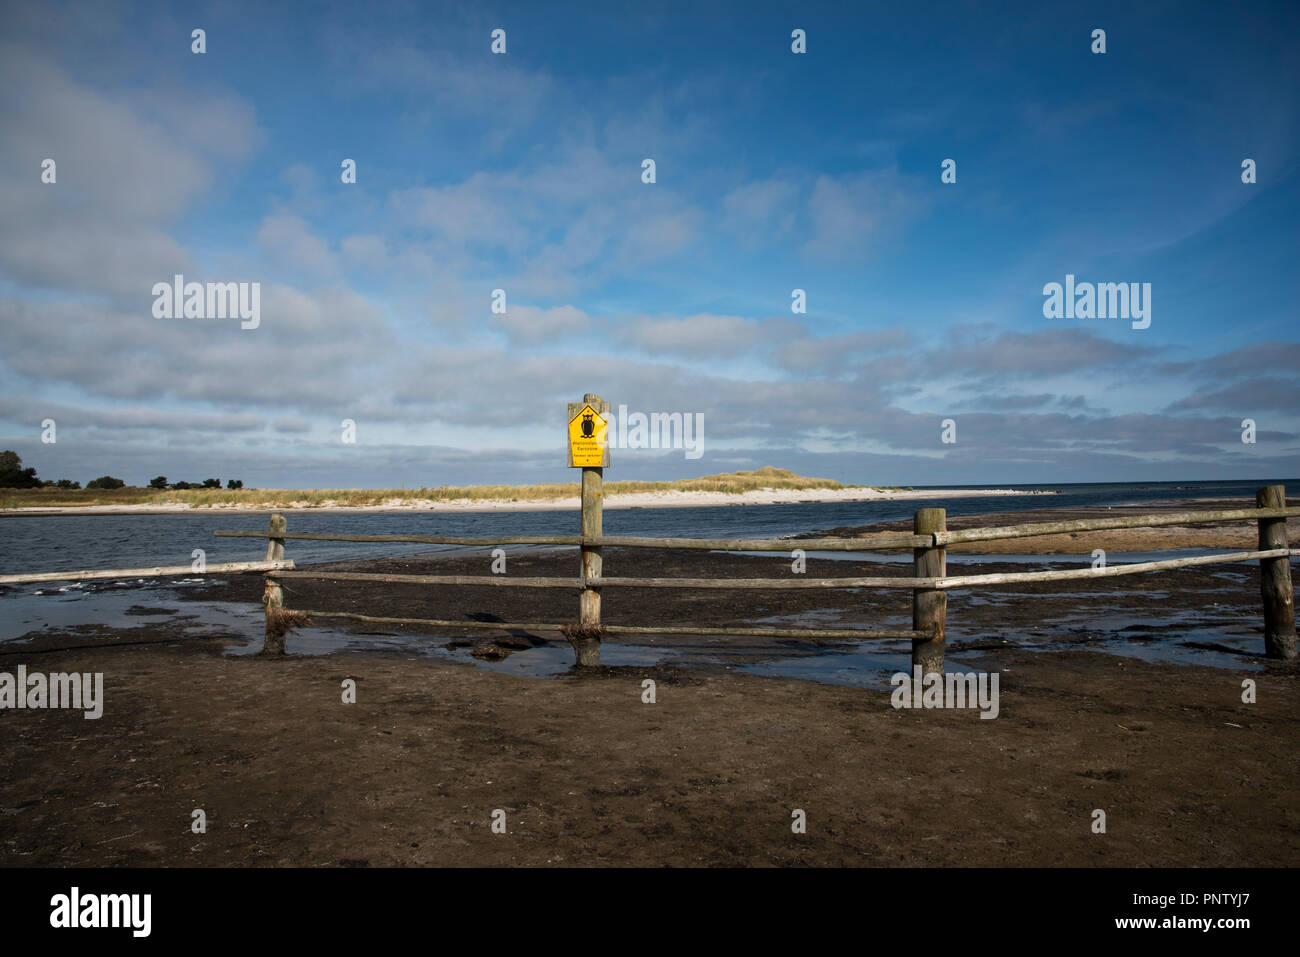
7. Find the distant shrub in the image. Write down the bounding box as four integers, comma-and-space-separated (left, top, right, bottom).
0, 450, 41, 488
149, 476, 168, 489
86, 476, 126, 489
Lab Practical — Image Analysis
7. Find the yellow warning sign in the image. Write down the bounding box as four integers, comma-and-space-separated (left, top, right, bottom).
568, 403, 609, 468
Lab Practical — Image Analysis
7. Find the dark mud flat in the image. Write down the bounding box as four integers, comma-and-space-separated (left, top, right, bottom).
0, 628, 1297, 867
2, 547, 1298, 866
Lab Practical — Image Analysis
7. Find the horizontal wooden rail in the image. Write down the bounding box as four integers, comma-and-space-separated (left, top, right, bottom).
584, 575, 927, 589
599, 623, 924, 640
294, 608, 922, 641
215, 529, 929, 551
935, 506, 1300, 546
216, 530, 585, 546
267, 570, 927, 589
933, 548, 1299, 590
590, 534, 930, 551
294, 609, 572, 631
0, 560, 296, 586
271, 571, 583, 588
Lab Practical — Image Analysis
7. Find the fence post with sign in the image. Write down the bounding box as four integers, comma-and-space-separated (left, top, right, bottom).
564, 393, 610, 666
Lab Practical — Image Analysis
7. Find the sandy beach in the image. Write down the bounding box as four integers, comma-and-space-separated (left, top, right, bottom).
0, 485, 1051, 516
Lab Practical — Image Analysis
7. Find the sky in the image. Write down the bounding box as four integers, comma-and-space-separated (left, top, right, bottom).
0, 0, 1297, 489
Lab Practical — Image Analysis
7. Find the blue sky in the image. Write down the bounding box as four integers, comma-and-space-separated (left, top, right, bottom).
0, 0, 1297, 488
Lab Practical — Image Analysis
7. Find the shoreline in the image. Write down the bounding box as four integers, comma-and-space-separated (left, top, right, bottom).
0, 485, 1054, 516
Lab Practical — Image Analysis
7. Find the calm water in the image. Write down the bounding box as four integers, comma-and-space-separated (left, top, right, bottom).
0, 479, 1290, 681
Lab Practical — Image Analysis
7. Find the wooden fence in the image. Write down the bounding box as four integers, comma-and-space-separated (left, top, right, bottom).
201, 483, 1300, 669
4, 486, 1296, 670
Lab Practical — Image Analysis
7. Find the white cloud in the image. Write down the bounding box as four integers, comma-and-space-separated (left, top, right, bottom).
722, 178, 800, 240
0, 285, 396, 410
0, 42, 262, 302
617, 314, 786, 359
619, 209, 700, 263
774, 329, 913, 373
340, 234, 387, 271
392, 174, 531, 252
804, 168, 925, 259
492, 304, 592, 343
258, 214, 338, 275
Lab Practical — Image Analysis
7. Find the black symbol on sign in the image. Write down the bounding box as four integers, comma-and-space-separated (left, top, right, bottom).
581, 412, 595, 437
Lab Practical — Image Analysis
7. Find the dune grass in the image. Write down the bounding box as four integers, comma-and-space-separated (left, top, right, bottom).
1, 467, 869, 510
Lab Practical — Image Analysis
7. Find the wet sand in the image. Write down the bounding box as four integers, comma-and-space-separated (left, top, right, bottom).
0, 631, 1296, 867
2, 537, 1298, 867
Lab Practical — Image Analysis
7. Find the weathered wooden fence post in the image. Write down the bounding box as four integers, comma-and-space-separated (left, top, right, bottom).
262, 512, 287, 655
566, 393, 609, 666
912, 507, 947, 674
1256, 485, 1297, 659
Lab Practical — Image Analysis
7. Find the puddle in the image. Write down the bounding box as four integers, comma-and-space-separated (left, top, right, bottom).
0, 578, 212, 643
0, 575, 1272, 680
740, 645, 909, 689
1026, 605, 1267, 670
455, 641, 684, 678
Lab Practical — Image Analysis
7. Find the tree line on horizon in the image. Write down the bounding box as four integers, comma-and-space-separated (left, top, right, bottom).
0, 451, 243, 491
